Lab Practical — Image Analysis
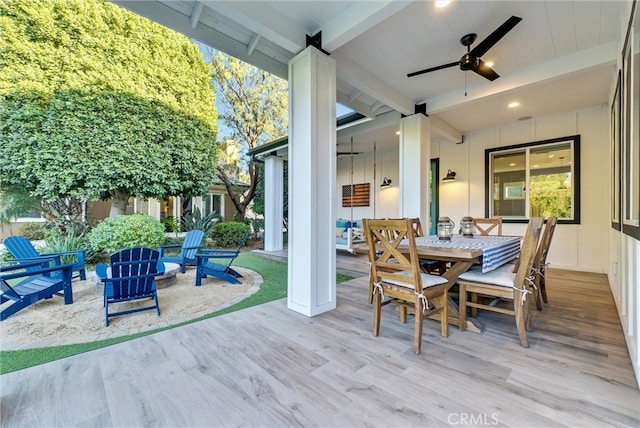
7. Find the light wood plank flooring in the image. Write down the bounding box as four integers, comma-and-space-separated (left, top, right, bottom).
1, 255, 638, 427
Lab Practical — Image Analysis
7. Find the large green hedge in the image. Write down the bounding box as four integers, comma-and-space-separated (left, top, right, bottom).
0, 0, 218, 207
210, 222, 251, 248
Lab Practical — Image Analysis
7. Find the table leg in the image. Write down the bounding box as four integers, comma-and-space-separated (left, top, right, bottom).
427, 261, 483, 333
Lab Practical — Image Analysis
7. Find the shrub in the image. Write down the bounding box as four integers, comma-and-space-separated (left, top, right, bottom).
183, 207, 219, 235
20, 222, 48, 240
161, 216, 179, 234
44, 223, 97, 263
210, 221, 250, 248
0, 248, 12, 264
88, 214, 166, 254
253, 218, 264, 239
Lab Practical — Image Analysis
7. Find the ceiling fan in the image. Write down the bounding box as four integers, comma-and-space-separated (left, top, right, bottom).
407, 16, 522, 81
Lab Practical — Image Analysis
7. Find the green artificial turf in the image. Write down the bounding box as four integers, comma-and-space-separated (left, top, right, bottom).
0, 253, 353, 374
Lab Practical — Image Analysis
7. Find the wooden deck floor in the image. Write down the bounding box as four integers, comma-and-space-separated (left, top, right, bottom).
1, 252, 638, 427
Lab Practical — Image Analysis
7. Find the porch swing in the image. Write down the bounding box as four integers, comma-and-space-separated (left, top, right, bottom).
335, 137, 367, 255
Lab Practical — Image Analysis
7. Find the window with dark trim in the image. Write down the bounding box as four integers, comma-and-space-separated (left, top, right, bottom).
621, 0, 640, 239
485, 135, 580, 224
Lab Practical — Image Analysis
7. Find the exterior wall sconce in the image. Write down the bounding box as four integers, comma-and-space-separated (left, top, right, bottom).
442, 169, 457, 182
381, 177, 392, 187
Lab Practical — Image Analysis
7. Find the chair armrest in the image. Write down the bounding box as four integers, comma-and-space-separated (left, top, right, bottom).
1, 260, 54, 272
197, 249, 239, 257
107, 272, 164, 282
0, 263, 74, 281
157, 244, 182, 256
8, 254, 63, 265
96, 263, 164, 281
158, 244, 182, 250
46, 249, 86, 258
44, 249, 85, 266
182, 245, 203, 251
95, 264, 109, 280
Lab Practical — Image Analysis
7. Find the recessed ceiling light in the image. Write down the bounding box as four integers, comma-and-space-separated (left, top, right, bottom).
533, 164, 539, 168
435, 0, 451, 8
508, 101, 520, 108
395, 131, 400, 135
548, 154, 555, 159
509, 163, 516, 167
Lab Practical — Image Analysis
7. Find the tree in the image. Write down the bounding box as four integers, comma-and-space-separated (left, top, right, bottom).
530, 173, 572, 218
0, 0, 218, 216
210, 51, 288, 222
0, 186, 41, 232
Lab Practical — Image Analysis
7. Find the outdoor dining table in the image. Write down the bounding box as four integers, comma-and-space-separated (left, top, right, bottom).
399, 234, 521, 332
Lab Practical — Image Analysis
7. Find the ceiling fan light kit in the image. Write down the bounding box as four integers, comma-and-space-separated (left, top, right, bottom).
459, 52, 479, 71
408, 16, 522, 82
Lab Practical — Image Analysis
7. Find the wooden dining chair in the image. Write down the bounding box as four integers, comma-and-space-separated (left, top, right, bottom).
532, 217, 558, 310
367, 217, 439, 303
406, 217, 447, 276
503, 216, 558, 309
457, 217, 543, 347
363, 218, 449, 354
473, 217, 503, 236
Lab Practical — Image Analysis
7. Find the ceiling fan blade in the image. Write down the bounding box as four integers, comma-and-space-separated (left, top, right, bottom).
407, 61, 459, 78
473, 59, 500, 81
469, 15, 522, 58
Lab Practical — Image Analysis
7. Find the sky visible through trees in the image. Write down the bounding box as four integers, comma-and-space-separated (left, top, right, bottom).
197, 41, 354, 142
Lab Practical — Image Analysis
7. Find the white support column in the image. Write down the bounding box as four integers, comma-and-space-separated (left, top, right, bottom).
149, 198, 161, 219
264, 155, 284, 251
287, 46, 337, 317
398, 114, 431, 227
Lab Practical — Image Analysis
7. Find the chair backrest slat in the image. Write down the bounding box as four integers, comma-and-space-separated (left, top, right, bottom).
513, 217, 544, 290
534, 217, 558, 268
109, 247, 159, 300
180, 230, 205, 259
473, 217, 503, 236
364, 218, 422, 293
4, 236, 40, 258
410, 218, 424, 237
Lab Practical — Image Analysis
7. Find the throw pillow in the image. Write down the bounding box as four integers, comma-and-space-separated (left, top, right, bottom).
336, 220, 350, 228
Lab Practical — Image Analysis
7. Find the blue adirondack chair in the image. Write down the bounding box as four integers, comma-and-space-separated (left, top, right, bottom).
96, 247, 164, 326
157, 230, 205, 273
0, 261, 74, 321
3, 236, 87, 281
195, 234, 248, 286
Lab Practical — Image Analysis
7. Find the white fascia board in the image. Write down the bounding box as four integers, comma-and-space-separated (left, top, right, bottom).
426, 41, 617, 114
337, 110, 401, 138
429, 116, 462, 143
336, 92, 376, 119
320, 0, 414, 52
113, 0, 289, 78
333, 51, 414, 116
201, 1, 305, 53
